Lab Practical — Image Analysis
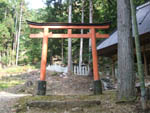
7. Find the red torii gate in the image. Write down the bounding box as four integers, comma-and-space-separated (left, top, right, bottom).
27, 21, 110, 95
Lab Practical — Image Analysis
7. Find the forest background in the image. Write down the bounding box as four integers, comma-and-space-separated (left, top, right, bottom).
0, 0, 147, 71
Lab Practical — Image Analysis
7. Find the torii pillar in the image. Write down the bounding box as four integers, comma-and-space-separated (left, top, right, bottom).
27, 21, 110, 95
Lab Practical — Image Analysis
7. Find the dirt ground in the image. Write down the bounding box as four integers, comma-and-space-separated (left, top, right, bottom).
3, 70, 94, 95
0, 69, 149, 113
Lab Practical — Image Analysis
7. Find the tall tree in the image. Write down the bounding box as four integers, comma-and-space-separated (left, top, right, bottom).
88, 0, 93, 75
67, 0, 73, 74
13, 7, 18, 65
130, 0, 146, 110
79, 0, 85, 67
117, 0, 135, 100
16, 1, 23, 66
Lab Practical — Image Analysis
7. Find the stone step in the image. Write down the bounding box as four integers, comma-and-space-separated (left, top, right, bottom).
27, 100, 101, 109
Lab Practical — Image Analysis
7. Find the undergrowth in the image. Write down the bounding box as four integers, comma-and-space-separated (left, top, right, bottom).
0, 65, 36, 90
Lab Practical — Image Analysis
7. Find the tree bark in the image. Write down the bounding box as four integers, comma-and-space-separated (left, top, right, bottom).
0, 51, 1, 62
112, 57, 116, 83
13, 10, 18, 65
16, 1, 23, 66
79, 0, 85, 67
143, 46, 148, 76
67, 0, 73, 74
88, 0, 93, 76
61, 39, 64, 64
89, 0, 93, 59
15, 11, 18, 50
130, 0, 146, 110
117, 0, 135, 100
4, 8, 7, 19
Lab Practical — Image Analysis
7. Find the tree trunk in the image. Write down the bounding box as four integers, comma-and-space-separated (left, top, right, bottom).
61, 39, 64, 64
130, 0, 146, 110
79, 0, 85, 67
67, 0, 72, 74
88, 0, 93, 76
4, 8, 7, 19
112, 58, 116, 83
143, 46, 148, 76
117, 0, 135, 100
0, 51, 1, 62
13, 10, 18, 65
15, 11, 18, 50
16, 1, 23, 66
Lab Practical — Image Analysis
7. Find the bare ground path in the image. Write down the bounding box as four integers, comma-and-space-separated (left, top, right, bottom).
0, 69, 94, 113
0, 92, 31, 113
0, 69, 39, 113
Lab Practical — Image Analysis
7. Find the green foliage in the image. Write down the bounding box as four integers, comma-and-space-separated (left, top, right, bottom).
0, 22, 11, 64
0, 23, 10, 47
0, 0, 148, 66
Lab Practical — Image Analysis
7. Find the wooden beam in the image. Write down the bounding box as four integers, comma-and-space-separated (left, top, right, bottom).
91, 28, 100, 81
96, 33, 109, 38
30, 34, 43, 38
29, 25, 110, 29
68, 29, 72, 34
30, 33, 109, 38
40, 28, 48, 81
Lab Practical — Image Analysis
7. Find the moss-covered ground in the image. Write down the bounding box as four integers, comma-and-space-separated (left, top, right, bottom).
0, 65, 36, 78
0, 65, 36, 90
15, 91, 144, 113
0, 80, 24, 90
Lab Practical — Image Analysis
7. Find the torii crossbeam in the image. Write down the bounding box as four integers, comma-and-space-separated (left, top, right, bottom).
27, 21, 110, 95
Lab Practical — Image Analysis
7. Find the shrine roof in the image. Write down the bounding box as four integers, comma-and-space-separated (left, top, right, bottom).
97, 2, 150, 57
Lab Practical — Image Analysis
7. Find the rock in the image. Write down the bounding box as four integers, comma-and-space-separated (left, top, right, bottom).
89, 87, 93, 91
27, 69, 32, 72
11, 108, 17, 113
60, 73, 68, 78
101, 78, 114, 90
64, 111, 69, 113
27, 106, 30, 111
71, 107, 83, 112
18, 88, 25, 93
25, 81, 33, 87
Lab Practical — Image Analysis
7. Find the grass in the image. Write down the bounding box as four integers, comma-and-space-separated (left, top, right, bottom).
0, 65, 36, 78
0, 80, 24, 90
0, 65, 37, 90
